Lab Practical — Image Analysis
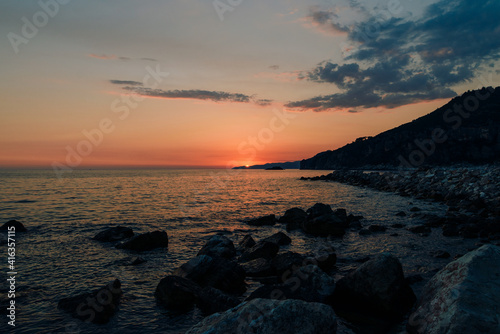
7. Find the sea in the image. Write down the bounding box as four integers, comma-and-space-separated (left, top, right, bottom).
0, 169, 478, 334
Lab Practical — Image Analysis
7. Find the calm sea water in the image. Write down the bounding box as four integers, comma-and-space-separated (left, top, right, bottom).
0, 169, 477, 334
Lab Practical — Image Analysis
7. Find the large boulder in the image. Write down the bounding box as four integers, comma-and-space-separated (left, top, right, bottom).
248, 265, 336, 304
197, 235, 236, 259
155, 275, 200, 311
241, 258, 274, 277
238, 234, 256, 249
116, 230, 168, 252
246, 214, 276, 226
93, 226, 134, 242
175, 255, 246, 295
240, 241, 279, 262
58, 279, 122, 324
271, 251, 306, 278
407, 244, 500, 334
303, 214, 347, 237
333, 253, 416, 320
278, 207, 307, 231
262, 232, 292, 246
307, 203, 333, 219
154, 275, 239, 315
0, 220, 27, 232
186, 298, 338, 334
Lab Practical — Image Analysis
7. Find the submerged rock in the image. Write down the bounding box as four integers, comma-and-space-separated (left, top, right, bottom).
93, 226, 134, 242
407, 244, 500, 334
186, 298, 338, 334
0, 220, 27, 232
197, 234, 236, 259
116, 230, 168, 252
175, 255, 246, 295
58, 279, 122, 324
333, 253, 416, 320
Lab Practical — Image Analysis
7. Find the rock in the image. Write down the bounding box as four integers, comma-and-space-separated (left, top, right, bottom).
241, 258, 274, 277
247, 265, 336, 305
407, 245, 500, 334
430, 250, 451, 259
262, 231, 292, 246
93, 226, 134, 242
442, 224, 460, 237
58, 279, 122, 324
155, 275, 201, 311
306, 244, 337, 272
410, 207, 421, 212
303, 214, 347, 237
368, 225, 387, 232
392, 223, 404, 228
271, 251, 306, 278
115, 256, 146, 266
155, 276, 240, 315
405, 274, 424, 285
359, 228, 372, 235
347, 214, 364, 224
175, 255, 246, 295
240, 241, 279, 262
196, 287, 240, 315
278, 207, 307, 231
408, 225, 432, 234
396, 211, 407, 217
197, 235, 236, 259
333, 253, 416, 320
116, 230, 168, 252
238, 234, 256, 249
349, 220, 362, 229
0, 220, 27, 232
246, 214, 276, 226
186, 298, 338, 334
306, 203, 333, 219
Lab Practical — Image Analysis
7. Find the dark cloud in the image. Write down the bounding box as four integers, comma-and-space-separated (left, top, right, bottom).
291, 0, 500, 111
111, 81, 272, 106
308, 8, 350, 33
269, 65, 280, 70
110, 80, 143, 86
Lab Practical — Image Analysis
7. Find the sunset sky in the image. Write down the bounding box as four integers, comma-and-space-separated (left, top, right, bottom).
1, 0, 499, 168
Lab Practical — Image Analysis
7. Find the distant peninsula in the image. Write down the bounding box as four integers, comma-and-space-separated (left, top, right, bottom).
233, 161, 300, 169
301, 87, 500, 170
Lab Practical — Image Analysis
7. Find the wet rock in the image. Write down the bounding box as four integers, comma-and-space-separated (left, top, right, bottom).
368, 225, 387, 232
116, 230, 168, 252
115, 256, 146, 266
407, 245, 500, 334
240, 241, 279, 262
271, 251, 306, 278
306, 203, 333, 219
238, 234, 256, 249
303, 214, 347, 237
155, 276, 239, 315
392, 223, 404, 228
347, 214, 364, 224
306, 244, 337, 272
246, 214, 276, 226
408, 225, 432, 234
155, 275, 200, 312
410, 207, 421, 212
262, 231, 292, 246
175, 255, 246, 295
405, 274, 424, 285
241, 258, 274, 277
430, 250, 451, 259
442, 224, 460, 237
93, 226, 134, 242
278, 207, 307, 231
358, 228, 372, 235
58, 279, 122, 324
333, 253, 416, 320
0, 220, 27, 232
459, 224, 480, 238
396, 211, 407, 217
197, 235, 236, 259
186, 298, 338, 334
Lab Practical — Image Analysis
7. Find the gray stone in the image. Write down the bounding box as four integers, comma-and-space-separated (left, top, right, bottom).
197, 235, 236, 259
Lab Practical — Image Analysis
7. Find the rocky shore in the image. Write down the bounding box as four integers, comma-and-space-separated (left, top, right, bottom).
302, 166, 500, 241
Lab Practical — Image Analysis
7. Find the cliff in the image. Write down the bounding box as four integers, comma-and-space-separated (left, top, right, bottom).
301, 87, 500, 170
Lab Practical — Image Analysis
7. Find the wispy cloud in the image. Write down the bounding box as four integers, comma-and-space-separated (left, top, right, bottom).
110, 80, 272, 106
88, 54, 158, 62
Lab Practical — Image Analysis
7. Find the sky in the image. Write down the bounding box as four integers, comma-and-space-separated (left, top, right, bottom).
1, 0, 499, 169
